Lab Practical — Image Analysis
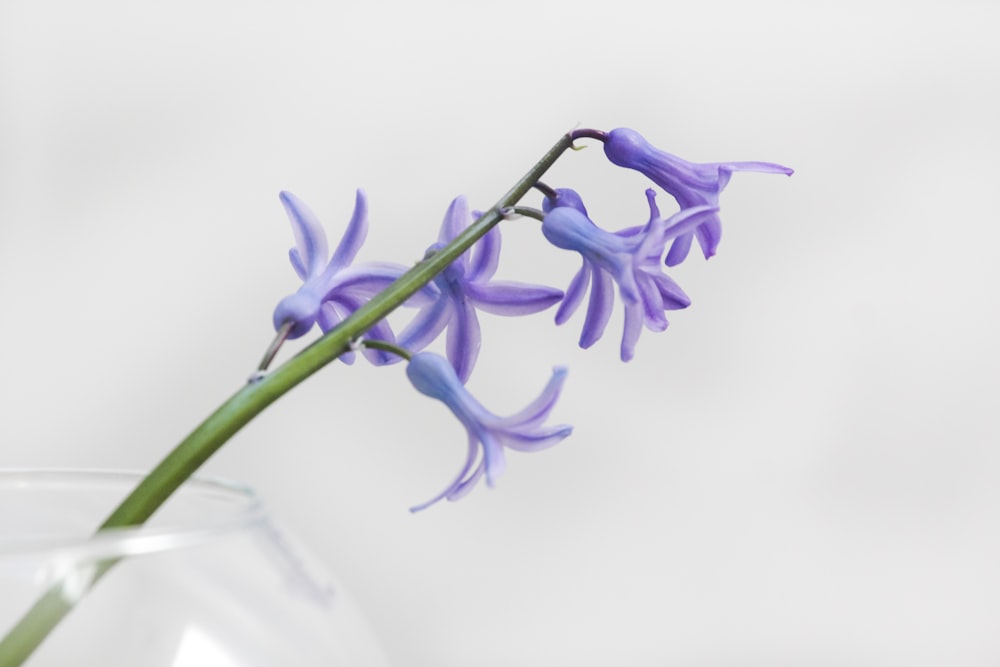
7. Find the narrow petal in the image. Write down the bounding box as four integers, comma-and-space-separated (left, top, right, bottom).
409, 432, 481, 513
664, 232, 694, 267
650, 273, 690, 309
317, 302, 356, 365
481, 433, 506, 487
580, 267, 614, 349
718, 161, 795, 177
636, 274, 668, 331
446, 301, 481, 384
694, 215, 723, 260
439, 196, 470, 246
289, 248, 308, 281
328, 189, 369, 269
555, 262, 590, 325
467, 226, 501, 282
330, 262, 438, 304
398, 299, 452, 353
620, 301, 644, 362
504, 367, 569, 429
465, 281, 563, 316
500, 424, 573, 452
279, 191, 328, 277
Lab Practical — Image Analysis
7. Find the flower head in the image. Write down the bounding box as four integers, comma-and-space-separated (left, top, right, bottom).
542, 189, 717, 360
603, 127, 793, 265
272, 190, 432, 364
406, 351, 572, 512
397, 196, 564, 383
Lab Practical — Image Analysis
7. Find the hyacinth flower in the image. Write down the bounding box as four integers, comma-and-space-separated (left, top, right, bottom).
602, 127, 793, 266
405, 351, 572, 512
397, 196, 564, 383
272, 190, 434, 364
542, 189, 718, 361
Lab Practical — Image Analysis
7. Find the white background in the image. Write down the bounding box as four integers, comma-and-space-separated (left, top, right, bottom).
2, 1, 999, 665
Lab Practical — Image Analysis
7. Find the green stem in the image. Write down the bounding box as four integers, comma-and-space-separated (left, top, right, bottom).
0, 131, 576, 665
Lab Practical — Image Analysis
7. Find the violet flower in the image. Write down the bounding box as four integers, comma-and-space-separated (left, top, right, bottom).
603, 127, 793, 266
406, 351, 572, 512
542, 189, 717, 361
397, 196, 564, 383
272, 189, 432, 364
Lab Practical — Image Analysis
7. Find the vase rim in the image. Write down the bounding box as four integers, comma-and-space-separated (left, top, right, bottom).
0, 468, 267, 561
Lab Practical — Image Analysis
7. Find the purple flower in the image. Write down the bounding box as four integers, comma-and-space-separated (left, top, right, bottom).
406, 351, 572, 512
272, 190, 432, 364
542, 189, 717, 361
603, 127, 793, 266
397, 196, 564, 383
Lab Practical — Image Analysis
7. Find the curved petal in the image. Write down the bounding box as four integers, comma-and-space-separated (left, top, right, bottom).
650, 272, 690, 309
465, 280, 563, 316
481, 432, 506, 487
409, 432, 481, 513
467, 225, 501, 282
289, 247, 308, 281
328, 189, 369, 270
664, 232, 694, 267
439, 196, 470, 246
317, 301, 356, 365
279, 191, 328, 277
330, 262, 438, 305
636, 274, 668, 331
503, 367, 569, 429
694, 215, 723, 259
620, 301, 644, 362
579, 267, 614, 349
555, 262, 590, 325
499, 424, 573, 452
446, 301, 481, 384
398, 299, 452, 353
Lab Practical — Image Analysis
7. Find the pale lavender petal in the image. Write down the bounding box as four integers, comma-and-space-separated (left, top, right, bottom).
694, 215, 723, 259
620, 301, 644, 362
446, 301, 481, 384
719, 161, 795, 177
580, 267, 614, 349
330, 262, 438, 304
398, 299, 452, 353
409, 433, 481, 513
481, 433, 506, 487
289, 248, 308, 281
500, 424, 573, 452
279, 191, 329, 278
467, 226, 501, 282
446, 453, 486, 502
555, 262, 590, 325
504, 367, 569, 428
465, 281, 563, 316
328, 189, 369, 270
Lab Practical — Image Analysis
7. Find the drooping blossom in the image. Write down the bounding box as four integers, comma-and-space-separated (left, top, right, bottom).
603, 127, 793, 265
542, 189, 718, 361
272, 189, 433, 364
405, 351, 572, 512
397, 196, 564, 383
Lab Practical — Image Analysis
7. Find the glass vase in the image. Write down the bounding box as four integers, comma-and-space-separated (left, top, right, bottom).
0, 469, 390, 666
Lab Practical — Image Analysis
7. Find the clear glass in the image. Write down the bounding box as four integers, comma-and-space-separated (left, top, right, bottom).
0, 469, 390, 666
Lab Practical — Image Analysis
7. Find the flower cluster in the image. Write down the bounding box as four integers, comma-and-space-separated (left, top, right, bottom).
271, 128, 791, 509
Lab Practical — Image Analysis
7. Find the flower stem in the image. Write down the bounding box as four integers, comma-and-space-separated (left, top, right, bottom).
0, 130, 578, 665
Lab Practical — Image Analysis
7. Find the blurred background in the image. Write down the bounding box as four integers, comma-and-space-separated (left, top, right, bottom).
2, 0, 999, 664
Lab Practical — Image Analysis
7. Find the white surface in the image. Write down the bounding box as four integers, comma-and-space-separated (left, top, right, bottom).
2, 1, 999, 665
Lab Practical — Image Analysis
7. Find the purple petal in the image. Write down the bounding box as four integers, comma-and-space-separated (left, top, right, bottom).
409, 433, 481, 513
280, 191, 329, 277
328, 188, 369, 269
620, 301, 644, 362
579, 267, 614, 349
481, 433, 506, 487
446, 301, 481, 384
465, 281, 563, 316
719, 161, 795, 178
330, 262, 438, 305
664, 232, 694, 267
467, 226, 501, 282
289, 248, 308, 281
555, 262, 590, 325
317, 302, 356, 365
650, 273, 690, 309
500, 424, 573, 452
636, 274, 668, 331
398, 299, 452, 353
504, 367, 569, 429
439, 196, 470, 245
